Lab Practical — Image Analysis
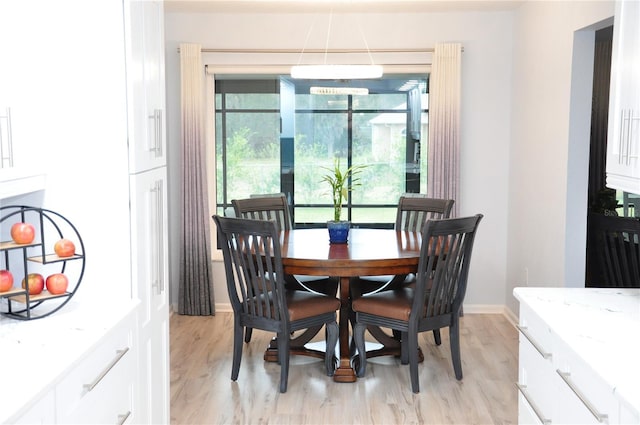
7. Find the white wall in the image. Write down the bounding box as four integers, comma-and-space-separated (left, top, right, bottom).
506, 0, 614, 314
164, 8, 514, 313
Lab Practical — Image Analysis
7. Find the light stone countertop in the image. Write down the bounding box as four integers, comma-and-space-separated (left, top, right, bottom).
0, 299, 139, 423
513, 287, 640, 416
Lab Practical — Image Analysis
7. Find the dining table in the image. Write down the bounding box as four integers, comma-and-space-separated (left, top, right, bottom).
264, 227, 423, 383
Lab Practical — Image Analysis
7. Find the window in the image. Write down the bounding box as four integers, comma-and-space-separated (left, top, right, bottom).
215, 75, 428, 228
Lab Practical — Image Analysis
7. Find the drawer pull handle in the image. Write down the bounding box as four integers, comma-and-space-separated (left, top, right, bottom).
556, 370, 608, 423
83, 347, 130, 393
516, 383, 551, 424
516, 325, 552, 359
117, 410, 131, 425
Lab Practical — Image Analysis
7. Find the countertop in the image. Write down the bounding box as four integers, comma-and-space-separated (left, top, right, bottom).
0, 299, 139, 423
513, 287, 640, 416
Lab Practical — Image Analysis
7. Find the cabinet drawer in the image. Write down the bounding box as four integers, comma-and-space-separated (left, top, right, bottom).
518, 304, 554, 360
518, 391, 545, 425
518, 337, 556, 424
56, 321, 135, 424
554, 338, 619, 425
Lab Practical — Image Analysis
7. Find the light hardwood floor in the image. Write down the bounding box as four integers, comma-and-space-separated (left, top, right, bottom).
170, 312, 519, 425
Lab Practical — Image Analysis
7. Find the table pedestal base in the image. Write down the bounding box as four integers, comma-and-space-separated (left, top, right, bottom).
332, 358, 357, 382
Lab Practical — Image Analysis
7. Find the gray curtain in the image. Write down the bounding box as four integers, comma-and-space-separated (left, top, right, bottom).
427, 43, 462, 217
178, 43, 215, 315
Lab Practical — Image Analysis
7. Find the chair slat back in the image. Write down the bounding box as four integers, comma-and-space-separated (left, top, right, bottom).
233, 194, 292, 232
413, 214, 483, 319
213, 215, 288, 322
396, 195, 455, 232
600, 216, 640, 287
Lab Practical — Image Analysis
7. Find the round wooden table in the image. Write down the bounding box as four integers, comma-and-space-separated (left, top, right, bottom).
277, 228, 422, 382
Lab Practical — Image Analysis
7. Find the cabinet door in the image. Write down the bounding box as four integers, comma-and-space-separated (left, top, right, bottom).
125, 0, 167, 173
130, 167, 169, 424
607, 0, 640, 193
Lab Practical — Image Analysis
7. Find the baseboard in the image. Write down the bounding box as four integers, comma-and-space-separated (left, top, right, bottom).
215, 303, 233, 313
461, 304, 505, 314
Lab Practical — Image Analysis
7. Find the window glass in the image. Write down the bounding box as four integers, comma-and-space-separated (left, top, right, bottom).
353, 93, 406, 110
215, 75, 428, 227
216, 110, 281, 202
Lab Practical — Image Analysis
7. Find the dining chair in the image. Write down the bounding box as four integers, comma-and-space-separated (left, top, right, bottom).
233, 194, 339, 343
232, 193, 292, 232
213, 215, 340, 393
595, 214, 640, 287
233, 193, 338, 294
352, 214, 483, 393
350, 194, 455, 298
349, 195, 454, 348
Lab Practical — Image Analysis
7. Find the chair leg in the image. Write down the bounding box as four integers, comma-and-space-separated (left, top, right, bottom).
400, 331, 409, 364
433, 329, 442, 345
231, 320, 244, 381
407, 328, 420, 393
277, 330, 290, 393
449, 320, 463, 380
353, 322, 368, 377
244, 327, 253, 343
325, 321, 339, 376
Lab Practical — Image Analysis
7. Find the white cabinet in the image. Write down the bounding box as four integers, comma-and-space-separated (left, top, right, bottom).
125, 0, 167, 173
125, 0, 170, 423
516, 301, 633, 424
130, 167, 170, 424
5, 307, 138, 425
607, 0, 640, 194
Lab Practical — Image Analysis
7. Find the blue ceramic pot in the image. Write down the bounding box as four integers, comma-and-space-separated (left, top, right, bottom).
327, 220, 350, 244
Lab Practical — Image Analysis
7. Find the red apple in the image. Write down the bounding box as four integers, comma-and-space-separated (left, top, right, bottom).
0, 270, 13, 292
46, 273, 69, 295
54, 238, 76, 257
11, 222, 35, 244
21, 273, 44, 295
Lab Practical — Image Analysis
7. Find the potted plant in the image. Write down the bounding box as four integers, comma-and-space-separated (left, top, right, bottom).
321, 158, 366, 243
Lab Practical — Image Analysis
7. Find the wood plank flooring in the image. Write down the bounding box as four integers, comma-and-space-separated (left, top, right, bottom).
170, 312, 519, 425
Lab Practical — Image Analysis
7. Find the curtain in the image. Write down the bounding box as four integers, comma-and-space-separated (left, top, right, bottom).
428, 43, 462, 217
178, 43, 215, 315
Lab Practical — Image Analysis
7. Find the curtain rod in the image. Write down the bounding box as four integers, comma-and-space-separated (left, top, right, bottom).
191, 47, 437, 54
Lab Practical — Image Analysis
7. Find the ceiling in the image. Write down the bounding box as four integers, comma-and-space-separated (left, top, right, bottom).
164, 0, 524, 14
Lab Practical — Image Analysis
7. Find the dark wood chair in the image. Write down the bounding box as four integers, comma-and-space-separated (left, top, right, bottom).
233, 194, 339, 342
232, 194, 292, 233
213, 215, 340, 393
352, 214, 483, 393
589, 213, 640, 287
350, 195, 454, 347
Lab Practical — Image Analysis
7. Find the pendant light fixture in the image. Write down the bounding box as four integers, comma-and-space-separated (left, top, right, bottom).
291, 9, 383, 80
309, 86, 369, 95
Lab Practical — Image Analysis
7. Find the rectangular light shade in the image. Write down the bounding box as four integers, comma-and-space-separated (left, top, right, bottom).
291, 64, 383, 80
310, 87, 369, 95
